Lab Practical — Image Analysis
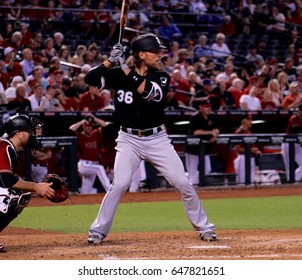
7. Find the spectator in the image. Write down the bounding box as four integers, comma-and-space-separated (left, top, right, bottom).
100, 89, 114, 111
271, 6, 287, 32
78, 85, 105, 111
211, 33, 231, 62
4, 75, 24, 102
281, 81, 302, 109
41, 37, 57, 67
20, 48, 35, 78
239, 85, 261, 110
277, 71, 290, 97
281, 103, 302, 182
27, 65, 49, 91
57, 45, 72, 74
233, 114, 262, 185
175, 48, 191, 78
192, 78, 214, 109
228, 77, 245, 108
231, 0, 253, 34
185, 99, 219, 186
266, 78, 283, 108
188, 0, 208, 23
47, 67, 63, 89
1, 31, 22, 50
219, 15, 236, 36
70, 45, 87, 66
187, 71, 203, 95
53, 32, 65, 53
81, 64, 92, 75
31, 31, 43, 53
4, 47, 25, 81
61, 77, 80, 101
46, 84, 65, 111
7, 82, 31, 111
87, 43, 102, 66
156, 16, 183, 43
194, 34, 213, 60
69, 114, 111, 194
94, 1, 115, 40
282, 57, 297, 83
20, 22, 33, 48
74, 73, 88, 95
170, 69, 195, 107
55, 88, 78, 111
127, 0, 150, 30
253, 3, 277, 35
0, 57, 10, 90
28, 82, 50, 112
260, 88, 277, 110
216, 78, 237, 110
215, 63, 235, 83
245, 44, 265, 68
242, 75, 261, 95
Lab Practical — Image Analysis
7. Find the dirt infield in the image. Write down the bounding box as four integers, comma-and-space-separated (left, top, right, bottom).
1, 186, 302, 260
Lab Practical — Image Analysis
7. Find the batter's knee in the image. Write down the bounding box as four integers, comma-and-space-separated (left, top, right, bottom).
173, 178, 196, 197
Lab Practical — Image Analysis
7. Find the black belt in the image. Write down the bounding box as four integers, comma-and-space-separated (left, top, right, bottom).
121, 126, 163, 137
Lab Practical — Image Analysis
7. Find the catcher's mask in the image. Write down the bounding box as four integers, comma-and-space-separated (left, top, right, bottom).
4, 114, 43, 149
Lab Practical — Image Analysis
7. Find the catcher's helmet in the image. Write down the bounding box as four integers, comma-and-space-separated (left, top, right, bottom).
3, 114, 43, 137
132, 33, 167, 53
4, 114, 32, 137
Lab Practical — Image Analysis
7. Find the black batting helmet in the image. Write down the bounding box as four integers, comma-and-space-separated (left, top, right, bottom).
3, 114, 42, 137
132, 33, 167, 54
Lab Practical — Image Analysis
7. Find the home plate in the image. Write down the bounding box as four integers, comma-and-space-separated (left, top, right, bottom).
187, 245, 231, 249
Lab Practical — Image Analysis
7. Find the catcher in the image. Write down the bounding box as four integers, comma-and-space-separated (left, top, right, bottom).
0, 114, 65, 253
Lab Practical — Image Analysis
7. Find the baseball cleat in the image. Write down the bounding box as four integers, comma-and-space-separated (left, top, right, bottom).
201, 232, 217, 242
0, 242, 6, 253
87, 234, 103, 245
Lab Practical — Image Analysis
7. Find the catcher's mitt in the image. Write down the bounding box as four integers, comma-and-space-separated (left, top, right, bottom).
42, 174, 68, 203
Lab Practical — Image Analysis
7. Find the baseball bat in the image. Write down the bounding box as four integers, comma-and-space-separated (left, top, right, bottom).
118, 0, 130, 44
59, 61, 82, 69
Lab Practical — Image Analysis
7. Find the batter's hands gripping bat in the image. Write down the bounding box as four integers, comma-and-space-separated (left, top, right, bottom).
118, 0, 130, 44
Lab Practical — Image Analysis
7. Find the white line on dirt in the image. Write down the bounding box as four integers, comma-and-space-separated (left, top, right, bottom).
187, 245, 231, 249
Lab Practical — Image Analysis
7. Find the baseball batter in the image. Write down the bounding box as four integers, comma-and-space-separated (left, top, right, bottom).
281, 104, 302, 181
0, 114, 55, 253
84, 33, 217, 244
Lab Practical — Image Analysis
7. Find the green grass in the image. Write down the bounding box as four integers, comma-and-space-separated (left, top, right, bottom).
10, 196, 302, 233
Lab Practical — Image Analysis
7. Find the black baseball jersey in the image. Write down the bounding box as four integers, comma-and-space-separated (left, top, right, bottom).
185, 112, 217, 155
84, 64, 171, 129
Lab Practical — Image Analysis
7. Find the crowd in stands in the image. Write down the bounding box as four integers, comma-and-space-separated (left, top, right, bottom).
0, 0, 302, 121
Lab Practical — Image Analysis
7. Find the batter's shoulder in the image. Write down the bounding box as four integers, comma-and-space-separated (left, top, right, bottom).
152, 70, 171, 87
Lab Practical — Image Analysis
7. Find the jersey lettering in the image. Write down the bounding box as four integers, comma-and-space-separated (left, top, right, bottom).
117, 90, 134, 104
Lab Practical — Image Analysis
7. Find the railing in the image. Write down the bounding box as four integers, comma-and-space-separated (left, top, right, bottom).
169, 133, 300, 186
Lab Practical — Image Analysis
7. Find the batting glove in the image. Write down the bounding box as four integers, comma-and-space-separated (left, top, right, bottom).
117, 55, 128, 71
108, 43, 124, 64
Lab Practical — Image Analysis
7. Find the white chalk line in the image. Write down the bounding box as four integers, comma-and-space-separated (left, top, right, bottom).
187, 245, 231, 249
